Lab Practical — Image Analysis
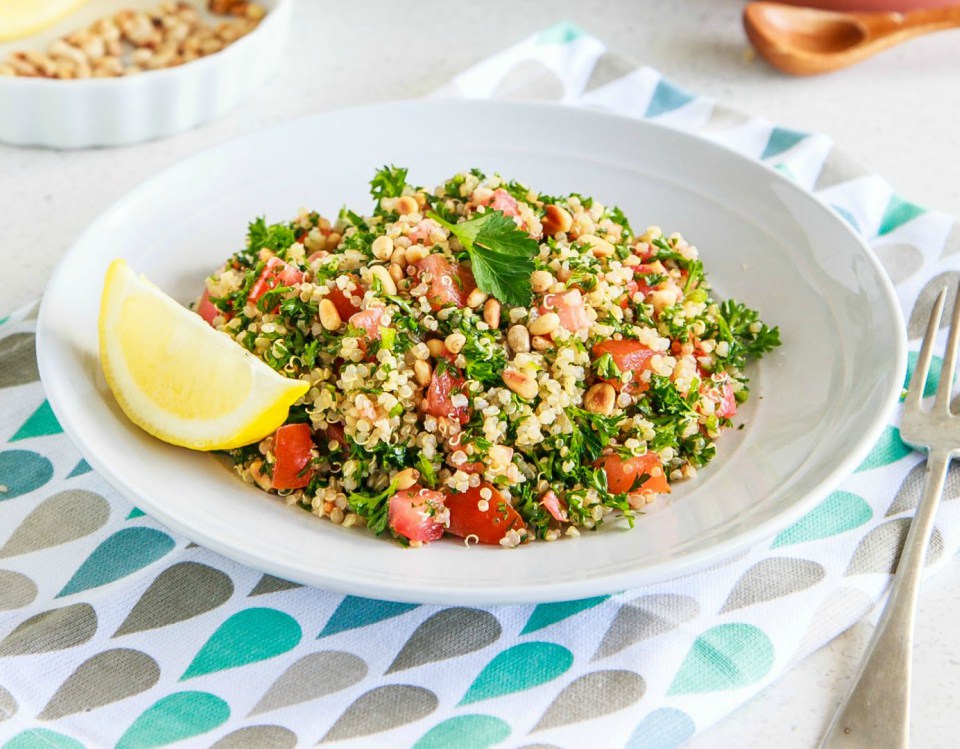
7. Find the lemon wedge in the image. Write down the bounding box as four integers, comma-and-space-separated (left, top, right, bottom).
0, 0, 90, 43
99, 259, 309, 451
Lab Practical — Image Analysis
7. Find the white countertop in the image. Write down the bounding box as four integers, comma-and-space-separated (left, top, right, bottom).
2, 1, 958, 746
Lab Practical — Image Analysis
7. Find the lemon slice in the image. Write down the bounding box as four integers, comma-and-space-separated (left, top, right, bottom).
0, 0, 90, 43
99, 259, 309, 451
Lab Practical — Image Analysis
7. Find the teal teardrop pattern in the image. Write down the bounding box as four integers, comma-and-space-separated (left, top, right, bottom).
413, 715, 511, 749
114, 562, 234, 636
855, 426, 910, 472
57, 528, 175, 597
0, 490, 110, 559
0, 450, 53, 500
521, 596, 609, 634
321, 685, 438, 742
667, 624, 775, 695
2, 729, 83, 749
319, 596, 418, 637
116, 692, 230, 749
460, 642, 573, 705
66, 459, 91, 478
830, 204, 861, 234
211, 726, 297, 749
38, 649, 159, 720
126, 508, 146, 520
903, 351, 944, 400
0, 604, 97, 656
593, 594, 699, 660
387, 608, 501, 673
644, 80, 694, 118
10, 400, 62, 442
181, 608, 301, 680
878, 193, 926, 236
536, 21, 585, 45
772, 491, 873, 548
532, 670, 645, 732
625, 707, 696, 749
250, 651, 367, 716
760, 127, 807, 160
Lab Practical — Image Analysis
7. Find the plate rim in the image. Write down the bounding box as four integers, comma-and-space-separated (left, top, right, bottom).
36, 98, 909, 604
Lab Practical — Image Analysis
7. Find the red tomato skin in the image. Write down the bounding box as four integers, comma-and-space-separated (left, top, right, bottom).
248, 257, 305, 306
197, 288, 221, 326
272, 423, 315, 490
323, 423, 346, 448
542, 290, 590, 332
597, 453, 670, 495
489, 188, 520, 217
424, 369, 470, 424
389, 486, 446, 542
592, 339, 657, 392
326, 285, 360, 320
540, 490, 568, 522
445, 484, 525, 544
417, 254, 476, 310
717, 383, 737, 419
348, 308, 385, 339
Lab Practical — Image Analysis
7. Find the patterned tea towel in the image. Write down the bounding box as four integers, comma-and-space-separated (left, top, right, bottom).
2, 22, 960, 749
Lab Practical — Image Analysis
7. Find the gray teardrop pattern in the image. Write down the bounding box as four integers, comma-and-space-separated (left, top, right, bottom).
940, 220, 960, 259
249, 575, 303, 597
0, 570, 37, 611
211, 725, 297, 749
38, 648, 159, 720
0, 603, 97, 656
584, 52, 635, 92
0, 490, 110, 559
114, 562, 234, 637
0, 333, 39, 388
532, 670, 645, 732
250, 651, 368, 716
845, 519, 943, 575
0, 685, 17, 721
795, 587, 874, 659
720, 558, 826, 613
593, 594, 699, 661
320, 685, 438, 742
812, 149, 871, 192
887, 460, 960, 516
908, 272, 960, 339
492, 61, 565, 101
386, 608, 501, 674
700, 104, 750, 132
874, 244, 924, 284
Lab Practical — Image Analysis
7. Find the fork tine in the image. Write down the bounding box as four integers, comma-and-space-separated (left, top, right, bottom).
933, 284, 960, 412
905, 287, 947, 411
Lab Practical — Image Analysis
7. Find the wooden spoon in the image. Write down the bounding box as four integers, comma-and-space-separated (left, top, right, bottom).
743, 1, 960, 75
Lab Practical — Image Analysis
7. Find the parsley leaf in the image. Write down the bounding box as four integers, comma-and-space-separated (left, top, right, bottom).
245, 217, 297, 262
369, 165, 409, 202
428, 210, 539, 306
715, 300, 781, 369
347, 478, 400, 536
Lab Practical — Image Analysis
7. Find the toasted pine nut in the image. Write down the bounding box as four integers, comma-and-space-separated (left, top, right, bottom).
623, 254, 642, 267
466, 287, 488, 309
395, 196, 418, 216
318, 299, 342, 331
483, 298, 501, 329
426, 339, 447, 359
391, 247, 407, 267
404, 246, 427, 265
541, 204, 573, 236
507, 325, 530, 354
249, 460, 273, 492
372, 235, 394, 261
532, 335, 553, 351
395, 468, 420, 491
388, 263, 404, 284
503, 369, 539, 400
579, 234, 616, 258
528, 312, 560, 336
369, 265, 397, 296
413, 360, 433, 386
530, 270, 554, 293
584, 383, 616, 416
445, 332, 466, 354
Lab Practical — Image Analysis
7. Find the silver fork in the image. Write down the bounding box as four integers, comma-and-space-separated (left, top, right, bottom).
819, 286, 960, 749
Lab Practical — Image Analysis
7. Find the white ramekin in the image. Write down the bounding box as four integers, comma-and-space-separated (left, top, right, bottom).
0, 0, 293, 149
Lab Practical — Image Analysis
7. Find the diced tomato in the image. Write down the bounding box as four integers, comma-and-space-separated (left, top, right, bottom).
347, 308, 385, 339
323, 423, 346, 449
389, 485, 446, 543
540, 490, 568, 522
542, 289, 590, 332
425, 369, 470, 424
272, 424, 315, 490
248, 257, 305, 307
445, 483, 525, 544
489, 188, 520, 217
407, 218, 441, 246
326, 283, 361, 320
592, 339, 658, 392
417, 254, 476, 310
596, 453, 670, 495
196, 288, 222, 326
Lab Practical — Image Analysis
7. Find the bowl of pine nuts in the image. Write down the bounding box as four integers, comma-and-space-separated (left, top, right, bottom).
0, 0, 292, 148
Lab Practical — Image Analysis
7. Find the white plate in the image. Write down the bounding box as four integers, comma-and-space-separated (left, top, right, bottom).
37, 100, 906, 604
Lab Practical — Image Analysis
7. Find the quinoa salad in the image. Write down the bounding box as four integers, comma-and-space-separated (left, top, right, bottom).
195, 167, 780, 548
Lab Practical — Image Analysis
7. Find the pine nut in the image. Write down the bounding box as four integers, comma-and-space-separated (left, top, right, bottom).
249, 460, 273, 491
503, 369, 539, 400
318, 299, 342, 331
528, 312, 560, 336
395, 196, 418, 215
395, 468, 420, 491
445, 332, 466, 354
483, 299, 501, 329
584, 383, 616, 416
507, 325, 530, 354
579, 234, 616, 258
531, 335, 553, 351
369, 265, 397, 296
413, 360, 433, 386
466, 287, 488, 309
391, 247, 407, 267
541, 204, 573, 236
530, 270, 554, 293
426, 339, 447, 359
404, 246, 427, 265
372, 235, 394, 261
388, 263, 404, 284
